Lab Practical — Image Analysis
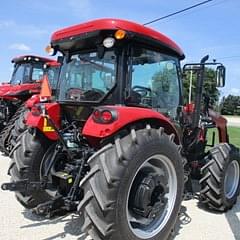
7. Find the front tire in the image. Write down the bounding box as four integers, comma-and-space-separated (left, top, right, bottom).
200, 143, 240, 212
79, 126, 184, 240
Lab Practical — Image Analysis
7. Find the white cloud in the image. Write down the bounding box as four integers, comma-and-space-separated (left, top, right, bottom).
9, 43, 31, 51
0, 20, 14, 29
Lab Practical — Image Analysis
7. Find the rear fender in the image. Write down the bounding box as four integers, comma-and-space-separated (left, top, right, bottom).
26, 102, 60, 140
25, 94, 40, 109
82, 106, 180, 147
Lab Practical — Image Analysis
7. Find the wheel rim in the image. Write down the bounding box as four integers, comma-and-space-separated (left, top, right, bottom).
224, 160, 240, 199
126, 154, 178, 239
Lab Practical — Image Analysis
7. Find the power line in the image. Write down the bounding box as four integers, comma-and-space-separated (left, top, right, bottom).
144, 0, 214, 25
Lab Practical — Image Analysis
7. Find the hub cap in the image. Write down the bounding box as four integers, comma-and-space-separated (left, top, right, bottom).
224, 160, 240, 199
126, 154, 177, 239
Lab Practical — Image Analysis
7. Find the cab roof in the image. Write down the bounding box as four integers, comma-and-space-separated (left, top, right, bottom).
51, 18, 184, 59
12, 55, 56, 64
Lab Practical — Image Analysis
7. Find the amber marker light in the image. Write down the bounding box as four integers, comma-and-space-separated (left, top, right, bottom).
114, 29, 126, 40
45, 45, 55, 56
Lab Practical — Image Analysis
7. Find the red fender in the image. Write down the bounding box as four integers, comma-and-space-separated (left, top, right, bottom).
26, 102, 60, 140
25, 94, 41, 109
208, 109, 228, 143
82, 106, 180, 146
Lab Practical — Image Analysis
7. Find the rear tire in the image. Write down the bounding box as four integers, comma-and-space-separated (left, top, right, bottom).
8, 107, 29, 155
8, 130, 53, 208
0, 105, 27, 155
200, 143, 240, 212
79, 126, 184, 240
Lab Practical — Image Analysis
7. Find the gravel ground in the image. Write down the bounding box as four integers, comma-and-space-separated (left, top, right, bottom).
0, 153, 240, 240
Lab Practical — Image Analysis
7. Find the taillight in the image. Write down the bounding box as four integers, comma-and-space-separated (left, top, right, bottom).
92, 109, 117, 124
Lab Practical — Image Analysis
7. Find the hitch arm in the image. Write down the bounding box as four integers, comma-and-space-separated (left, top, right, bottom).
1, 180, 51, 192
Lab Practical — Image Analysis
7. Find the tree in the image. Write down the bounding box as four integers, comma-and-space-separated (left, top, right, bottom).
220, 95, 240, 115
183, 67, 220, 106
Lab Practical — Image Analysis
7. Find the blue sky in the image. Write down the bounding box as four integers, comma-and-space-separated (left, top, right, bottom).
0, 0, 239, 96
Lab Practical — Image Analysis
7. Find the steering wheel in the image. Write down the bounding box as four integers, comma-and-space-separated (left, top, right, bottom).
132, 86, 151, 97
66, 88, 83, 101
83, 88, 105, 101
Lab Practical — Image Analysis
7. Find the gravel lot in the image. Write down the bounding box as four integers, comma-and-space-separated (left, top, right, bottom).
0, 153, 240, 240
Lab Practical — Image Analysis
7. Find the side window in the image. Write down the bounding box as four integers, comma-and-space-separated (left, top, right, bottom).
47, 68, 59, 89
130, 48, 180, 118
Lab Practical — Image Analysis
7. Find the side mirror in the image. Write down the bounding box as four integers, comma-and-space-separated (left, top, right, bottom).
216, 65, 226, 87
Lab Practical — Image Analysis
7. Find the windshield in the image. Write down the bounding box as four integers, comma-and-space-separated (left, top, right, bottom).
58, 50, 117, 102
10, 63, 44, 84
130, 47, 180, 119
11, 64, 30, 84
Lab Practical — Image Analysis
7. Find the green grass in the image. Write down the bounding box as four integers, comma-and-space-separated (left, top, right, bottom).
207, 127, 240, 149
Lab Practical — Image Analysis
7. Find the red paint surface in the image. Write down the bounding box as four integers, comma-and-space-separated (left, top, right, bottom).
208, 109, 228, 143
83, 105, 179, 144
51, 18, 184, 57
26, 102, 60, 140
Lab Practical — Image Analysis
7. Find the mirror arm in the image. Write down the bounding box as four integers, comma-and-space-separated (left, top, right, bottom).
192, 55, 209, 129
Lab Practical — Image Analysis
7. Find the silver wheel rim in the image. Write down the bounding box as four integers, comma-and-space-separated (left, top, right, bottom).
126, 154, 178, 239
224, 160, 240, 199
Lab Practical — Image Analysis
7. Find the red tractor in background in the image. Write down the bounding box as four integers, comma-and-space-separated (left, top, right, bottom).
0, 56, 60, 155
2, 19, 240, 240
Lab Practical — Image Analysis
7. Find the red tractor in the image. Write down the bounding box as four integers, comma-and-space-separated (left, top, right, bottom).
2, 19, 240, 240
0, 57, 60, 155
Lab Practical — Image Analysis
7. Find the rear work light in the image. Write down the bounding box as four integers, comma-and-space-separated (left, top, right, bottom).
92, 108, 118, 124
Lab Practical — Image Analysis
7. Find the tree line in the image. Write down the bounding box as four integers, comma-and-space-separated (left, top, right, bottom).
220, 95, 240, 115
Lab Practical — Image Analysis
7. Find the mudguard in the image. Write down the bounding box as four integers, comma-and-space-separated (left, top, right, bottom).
82, 105, 180, 146
26, 102, 60, 140
25, 94, 41, 109
208, 109, 228, 143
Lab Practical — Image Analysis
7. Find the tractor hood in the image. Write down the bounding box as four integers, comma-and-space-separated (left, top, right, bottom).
0, 82, 41, 99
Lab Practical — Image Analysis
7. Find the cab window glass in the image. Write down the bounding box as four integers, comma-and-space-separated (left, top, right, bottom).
130, 48, 180, 118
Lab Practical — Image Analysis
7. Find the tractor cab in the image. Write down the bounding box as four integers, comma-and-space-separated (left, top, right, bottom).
10, 55, 55, 85
46, 19, 185, 131
0, 56, 59, 130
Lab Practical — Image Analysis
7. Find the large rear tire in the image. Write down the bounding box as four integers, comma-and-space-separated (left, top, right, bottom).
8, 107, 29, 155
200, 143, 240, 212
79, 126, 184, 240
0, 105, 27, 155
8, 130, 53, 208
